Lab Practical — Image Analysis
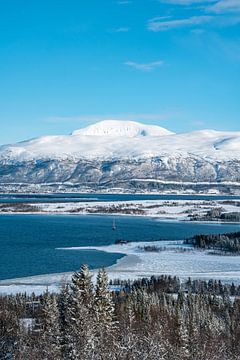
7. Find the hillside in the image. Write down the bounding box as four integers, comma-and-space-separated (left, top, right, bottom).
0, 120, 239, 193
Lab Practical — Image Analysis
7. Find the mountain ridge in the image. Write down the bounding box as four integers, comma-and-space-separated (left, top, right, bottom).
0, 120, 240, 161
0, 120, 239, 193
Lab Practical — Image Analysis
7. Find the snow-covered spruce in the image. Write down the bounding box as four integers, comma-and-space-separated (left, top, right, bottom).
2, 271, 240, 359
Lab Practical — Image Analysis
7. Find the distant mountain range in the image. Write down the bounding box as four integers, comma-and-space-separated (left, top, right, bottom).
0, 120, 240, 194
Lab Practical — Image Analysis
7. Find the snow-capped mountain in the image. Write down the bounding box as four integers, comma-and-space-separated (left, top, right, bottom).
0, 120, 240, 193
72, 120, 174, 137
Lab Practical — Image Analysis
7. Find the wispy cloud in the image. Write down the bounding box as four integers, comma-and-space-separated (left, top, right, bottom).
208, 0, 240, 13
124, 60, 164, 71
148, 15, 213, 31
158, 0, 240, 13
113, 27, 130, 32
158, 0, 215, 4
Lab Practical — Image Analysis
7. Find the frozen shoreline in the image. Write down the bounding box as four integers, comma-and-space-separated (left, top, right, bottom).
2, 239, 240, 295
61, 240, 240, 284
1, 198, 239, 295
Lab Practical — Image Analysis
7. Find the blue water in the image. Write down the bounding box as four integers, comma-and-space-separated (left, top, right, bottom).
0, 193, 240, 203
0, 214, 239, 281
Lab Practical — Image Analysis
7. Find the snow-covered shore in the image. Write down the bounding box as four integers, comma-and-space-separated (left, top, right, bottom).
0, 197, 239, 295
59, 240, 240, 284
1, 198, 240, 222
2, 239, 240, 295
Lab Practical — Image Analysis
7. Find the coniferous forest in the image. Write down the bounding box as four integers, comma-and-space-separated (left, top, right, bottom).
185, 231, 240, 253
1, 265, 240, 360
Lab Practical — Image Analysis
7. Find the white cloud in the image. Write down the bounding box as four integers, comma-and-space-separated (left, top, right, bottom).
124, 60, 164, 71
147, 0, 240, 36
148, 15, 213, 31
159, 0, 215, 4
208, 0, 240, 13
158, 0, 240, 13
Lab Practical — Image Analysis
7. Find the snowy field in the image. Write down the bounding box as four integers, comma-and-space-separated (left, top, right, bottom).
1, 240, 240, 295
1, 198, 240, 222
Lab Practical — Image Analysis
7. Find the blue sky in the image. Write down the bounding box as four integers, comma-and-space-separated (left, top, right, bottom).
0, 0, 240, 144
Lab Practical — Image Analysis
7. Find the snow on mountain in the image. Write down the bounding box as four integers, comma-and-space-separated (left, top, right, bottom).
0, 120, 239, 161
0, 120, 239, 190
72, 120, 174, 137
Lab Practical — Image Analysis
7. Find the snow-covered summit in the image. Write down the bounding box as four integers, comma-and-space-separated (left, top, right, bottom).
0, 120, 240, 188
72, 120, 174, 137
0, 120, 239, 162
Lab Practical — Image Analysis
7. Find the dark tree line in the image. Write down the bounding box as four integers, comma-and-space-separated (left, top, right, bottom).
185, 231, 240, 253
1, 267, 240, 359
115, 275, 240, 297
189, 208, 240, 222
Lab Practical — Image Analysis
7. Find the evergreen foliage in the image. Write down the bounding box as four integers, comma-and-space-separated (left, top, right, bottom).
185, 231, 240, 253
2, 270, 240, 359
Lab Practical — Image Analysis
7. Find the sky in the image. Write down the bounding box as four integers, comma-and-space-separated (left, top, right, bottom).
0, 0, 240, 145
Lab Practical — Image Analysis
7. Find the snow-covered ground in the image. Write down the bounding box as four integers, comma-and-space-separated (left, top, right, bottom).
59, 241, 240, 284
0, 273, 71, 296
1, 240, 240, 295
2, 199, 239, 222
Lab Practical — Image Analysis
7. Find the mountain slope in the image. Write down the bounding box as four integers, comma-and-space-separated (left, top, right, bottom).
0, 120, 239, 193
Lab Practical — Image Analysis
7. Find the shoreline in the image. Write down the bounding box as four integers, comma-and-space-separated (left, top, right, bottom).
0, 184, 240, 196
0, 210, 239, 225
0, 197, 240, 295
2, 238, 240, 294
0, 197, 240, 223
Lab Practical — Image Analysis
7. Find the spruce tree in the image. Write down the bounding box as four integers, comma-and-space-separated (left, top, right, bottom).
71, 264, 94, 308
42, 293, 61, 360
94, 268, 115, 358
68, 264, 96, 360
95, 268, 114, 326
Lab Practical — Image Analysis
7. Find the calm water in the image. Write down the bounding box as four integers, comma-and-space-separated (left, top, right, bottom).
0, 214, 239, 280
0, 193, 240, 203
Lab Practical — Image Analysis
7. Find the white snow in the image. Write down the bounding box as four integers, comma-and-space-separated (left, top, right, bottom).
14, 198, 239, 221
0, 272, 72, 295
72, 119, 174, 137
2, 239, 240, 295
0, 284, 60, 296
0, 120, 240, 161
58, 240, 240, 284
